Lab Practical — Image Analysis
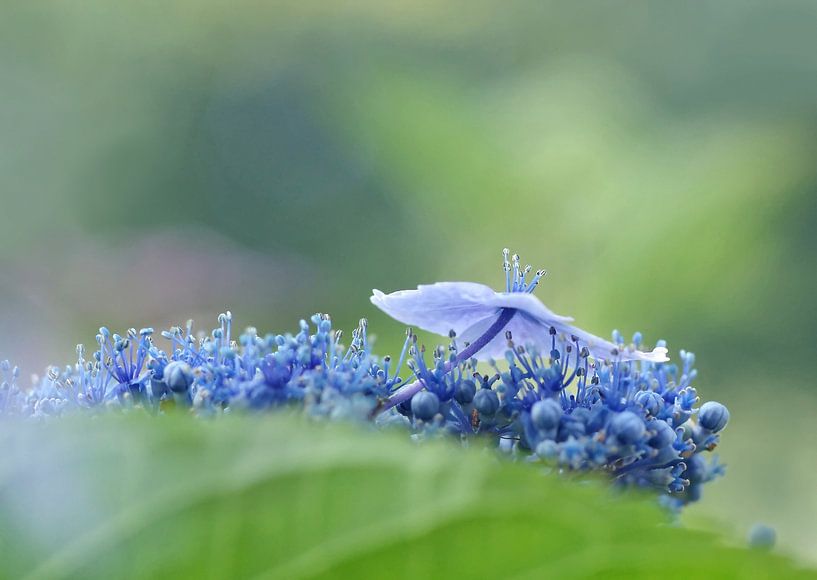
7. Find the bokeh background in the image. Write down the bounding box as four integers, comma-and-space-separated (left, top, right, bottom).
2, 0, 815, 565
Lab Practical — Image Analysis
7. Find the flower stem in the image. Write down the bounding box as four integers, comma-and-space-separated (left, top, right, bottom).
375, 308, 517, 415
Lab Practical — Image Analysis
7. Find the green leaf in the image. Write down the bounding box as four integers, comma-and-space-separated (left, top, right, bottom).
0, 415, 811, 579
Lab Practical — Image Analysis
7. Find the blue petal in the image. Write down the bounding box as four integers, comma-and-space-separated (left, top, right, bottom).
370, 282, 499, 336
458, 312, 548, 360
547, 319, 669, 363
473, 291, 668, 363
372, 283, 669, 363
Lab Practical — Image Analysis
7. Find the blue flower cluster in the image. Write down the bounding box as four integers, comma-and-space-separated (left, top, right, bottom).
0, 250, 730, 508
0, 314, 399, 422
0, 310, 727, 509
393, 327, 728, 509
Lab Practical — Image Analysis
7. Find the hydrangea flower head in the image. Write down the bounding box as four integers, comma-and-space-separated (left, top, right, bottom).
371, 249, 668, 363
0, 248, 730, 510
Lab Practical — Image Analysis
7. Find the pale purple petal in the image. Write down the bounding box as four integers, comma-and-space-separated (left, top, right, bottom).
547, 320, 669, 363
459, 312, 552, 360
370, 282, 499, 336
480, 292, 668, 363
461, 312, 667, 363
372, 282, 669, 364
482, 292, 574, 324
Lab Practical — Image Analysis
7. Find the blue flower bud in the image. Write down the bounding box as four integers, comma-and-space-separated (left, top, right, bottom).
698, 401, 729, 432
684, 454, 707, 484
473, 388, 500, 416
535, 440, 558, 459
570, 407, 592, 424
261, 355, 292, 388
163, 361, 195, 393
411, 391, 440, 421
538, 366, 562, 392
648, 420, 676, 449
609, 411, 646, 444
454, 379, 477, 404
558, 418, 586, 439
635, 391, 663, 416
530, 399, 562, 431
748, 524, 776, 550
150, 378, 169, 399
685, 484, 702, 503
396, 399, 413, 417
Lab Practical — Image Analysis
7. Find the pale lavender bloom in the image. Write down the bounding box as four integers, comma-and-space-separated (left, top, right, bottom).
371, 249, 668, 363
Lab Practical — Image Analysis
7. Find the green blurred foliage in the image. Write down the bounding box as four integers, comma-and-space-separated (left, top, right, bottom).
1, 0, 816, 565
1, 414, 814, 579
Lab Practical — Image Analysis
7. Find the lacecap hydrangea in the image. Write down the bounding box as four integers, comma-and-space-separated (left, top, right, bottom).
0, 250, 728, 509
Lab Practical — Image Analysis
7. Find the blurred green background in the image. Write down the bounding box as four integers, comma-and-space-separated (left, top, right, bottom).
1, 0, 815, 565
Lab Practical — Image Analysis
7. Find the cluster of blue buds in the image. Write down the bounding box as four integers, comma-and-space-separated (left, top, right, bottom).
4, 313, 401, 423
390, 327, 727, 509
0, 250, 730, 509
